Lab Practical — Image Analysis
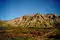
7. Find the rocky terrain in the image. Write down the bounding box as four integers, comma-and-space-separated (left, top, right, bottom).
7, 13, 56, 27
0, 13, 60, 40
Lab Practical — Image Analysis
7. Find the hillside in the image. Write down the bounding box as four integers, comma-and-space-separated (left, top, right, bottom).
0, 13, 60, 40
7, 13, 57, 28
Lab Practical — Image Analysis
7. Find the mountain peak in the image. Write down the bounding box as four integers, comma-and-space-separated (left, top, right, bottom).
7, 13, 58, 28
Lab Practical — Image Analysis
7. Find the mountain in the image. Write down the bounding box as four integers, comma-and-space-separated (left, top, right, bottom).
7, 13, 58, 28
0, 13, 60, 40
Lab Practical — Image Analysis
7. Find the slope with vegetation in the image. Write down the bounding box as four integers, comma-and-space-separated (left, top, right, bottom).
0, 13, 60, 40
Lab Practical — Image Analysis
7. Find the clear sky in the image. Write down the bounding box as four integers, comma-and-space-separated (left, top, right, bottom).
0, 0, 60, 20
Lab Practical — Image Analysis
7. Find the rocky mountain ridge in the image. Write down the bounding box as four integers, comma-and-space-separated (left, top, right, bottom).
7, 13, 58, 28
0, 13, 60, 40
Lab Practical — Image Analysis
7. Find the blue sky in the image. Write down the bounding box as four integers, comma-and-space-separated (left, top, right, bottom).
0, 0, 60, 20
